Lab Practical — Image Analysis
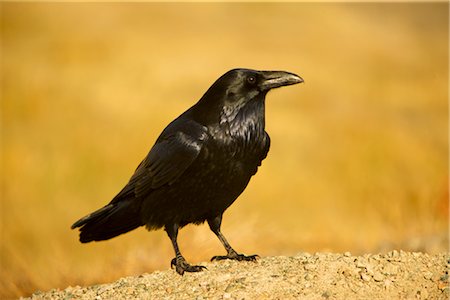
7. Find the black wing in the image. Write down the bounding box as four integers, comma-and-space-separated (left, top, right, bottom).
111, 118, 208, 203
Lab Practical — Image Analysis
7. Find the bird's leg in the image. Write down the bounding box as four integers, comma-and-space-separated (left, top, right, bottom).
208, 215, 258, 262
165, 223, 206, 275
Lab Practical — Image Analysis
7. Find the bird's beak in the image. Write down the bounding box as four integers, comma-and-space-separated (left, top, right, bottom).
259, 71, 304, 91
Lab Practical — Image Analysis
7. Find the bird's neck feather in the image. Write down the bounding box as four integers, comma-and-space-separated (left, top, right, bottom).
191, 94, 266, 131
220, 97, 266, 136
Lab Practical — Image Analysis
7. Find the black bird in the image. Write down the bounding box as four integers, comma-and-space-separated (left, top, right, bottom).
72, 68, 303, 275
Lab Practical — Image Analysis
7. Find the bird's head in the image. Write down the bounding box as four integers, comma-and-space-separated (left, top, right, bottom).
194, 68, 303, 124
212, 68, 303, 100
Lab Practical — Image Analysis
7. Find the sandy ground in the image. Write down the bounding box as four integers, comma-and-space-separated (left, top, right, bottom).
25, 251, 449, 300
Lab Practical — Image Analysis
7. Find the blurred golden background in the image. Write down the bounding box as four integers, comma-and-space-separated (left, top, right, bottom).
1, 3, 448, 299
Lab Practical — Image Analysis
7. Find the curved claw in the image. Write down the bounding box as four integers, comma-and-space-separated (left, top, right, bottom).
170, 257, 207, 275
211, 253, 259, 262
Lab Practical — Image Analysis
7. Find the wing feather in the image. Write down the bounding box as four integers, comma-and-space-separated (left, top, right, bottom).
111, 118, 208, 202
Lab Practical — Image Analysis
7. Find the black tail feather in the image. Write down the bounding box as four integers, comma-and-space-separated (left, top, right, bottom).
71, 201, 142, 243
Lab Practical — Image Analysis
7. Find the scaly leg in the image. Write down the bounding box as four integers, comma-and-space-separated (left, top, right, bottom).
165, 223, 206, 275
207, 214, 258, 262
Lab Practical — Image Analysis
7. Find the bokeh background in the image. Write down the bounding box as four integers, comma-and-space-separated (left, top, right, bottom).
1, 2, 448, 299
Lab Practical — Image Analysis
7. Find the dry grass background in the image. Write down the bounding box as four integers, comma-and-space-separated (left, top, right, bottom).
1, 3, 448, 299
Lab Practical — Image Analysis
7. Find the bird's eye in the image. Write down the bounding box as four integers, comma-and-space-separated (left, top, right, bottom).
247, 76, 256, 85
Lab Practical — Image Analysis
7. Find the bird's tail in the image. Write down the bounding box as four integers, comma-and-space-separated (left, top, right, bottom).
71, 201, 143, 243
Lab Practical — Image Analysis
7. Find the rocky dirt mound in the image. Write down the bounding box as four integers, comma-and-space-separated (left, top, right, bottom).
26, 251, 449, 299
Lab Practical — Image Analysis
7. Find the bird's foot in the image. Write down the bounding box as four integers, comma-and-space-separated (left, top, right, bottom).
211, 250, 259, 262
171, 257, 207, 275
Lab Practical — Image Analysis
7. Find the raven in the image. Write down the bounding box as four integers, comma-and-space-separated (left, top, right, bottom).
72, 68, 303, 275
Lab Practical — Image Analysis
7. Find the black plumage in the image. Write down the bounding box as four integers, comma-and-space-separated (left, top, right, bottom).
72, 68, 303, 274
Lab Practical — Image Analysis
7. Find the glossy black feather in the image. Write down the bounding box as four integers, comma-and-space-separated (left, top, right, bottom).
72, 68, 302, 251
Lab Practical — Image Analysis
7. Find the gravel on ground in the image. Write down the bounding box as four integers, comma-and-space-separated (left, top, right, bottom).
25, 251, 449, 300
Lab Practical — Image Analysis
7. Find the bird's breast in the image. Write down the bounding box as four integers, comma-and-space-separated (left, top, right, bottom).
205, 121, 268, 173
